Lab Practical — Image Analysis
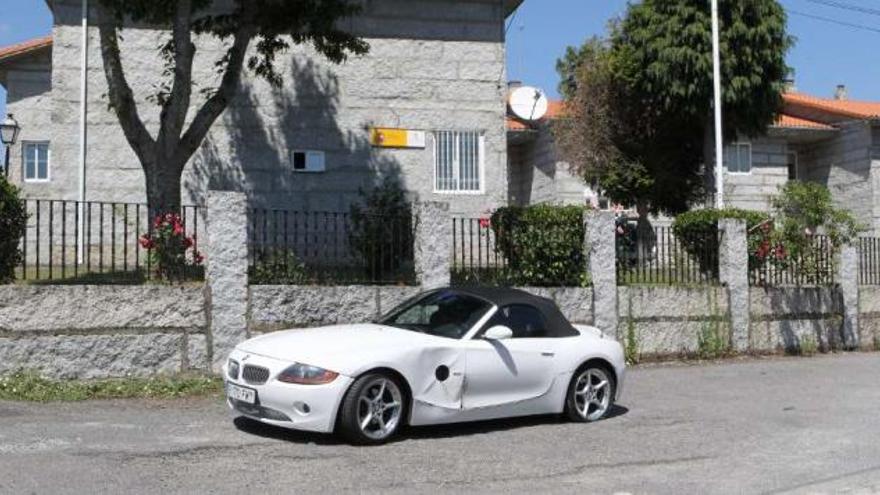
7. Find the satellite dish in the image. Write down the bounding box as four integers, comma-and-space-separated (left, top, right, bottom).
508, 86, 549, 121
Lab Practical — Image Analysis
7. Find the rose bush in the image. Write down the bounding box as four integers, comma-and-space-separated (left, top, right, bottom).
139, 212, 203, 281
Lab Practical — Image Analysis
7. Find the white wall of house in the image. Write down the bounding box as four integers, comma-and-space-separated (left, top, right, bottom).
5, 0, 513, 215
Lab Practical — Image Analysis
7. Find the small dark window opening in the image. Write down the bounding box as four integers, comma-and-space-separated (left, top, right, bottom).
293, 151, 306, 170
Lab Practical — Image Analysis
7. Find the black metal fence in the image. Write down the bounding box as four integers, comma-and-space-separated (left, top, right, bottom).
450, 217, 588, 287
749, 235, 835, 286
249, 208, 415, 285
858, 237, 880, 285
616, 225, 719, 285
15, 199, 203, 283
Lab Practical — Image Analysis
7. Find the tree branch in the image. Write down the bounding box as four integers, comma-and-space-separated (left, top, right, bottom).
158, 0, 196, 155
96, 5, 155, 165
175, 6, 255, 166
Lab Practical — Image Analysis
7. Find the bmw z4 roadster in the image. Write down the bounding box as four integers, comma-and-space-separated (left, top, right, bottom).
224, 287, 625, 444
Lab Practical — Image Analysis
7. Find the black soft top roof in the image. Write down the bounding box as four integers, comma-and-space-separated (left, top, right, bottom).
446, 287, 579, 337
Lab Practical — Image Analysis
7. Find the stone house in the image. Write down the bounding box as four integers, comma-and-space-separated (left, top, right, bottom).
507, 88, 880, 233
0, 0, 522, 215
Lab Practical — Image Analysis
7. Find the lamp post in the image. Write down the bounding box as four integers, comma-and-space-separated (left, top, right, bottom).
0, 114, 21, 179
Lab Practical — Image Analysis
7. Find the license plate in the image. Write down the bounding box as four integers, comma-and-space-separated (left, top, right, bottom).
227, 383, 257, 404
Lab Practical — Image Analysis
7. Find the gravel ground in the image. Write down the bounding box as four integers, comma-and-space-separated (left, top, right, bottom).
1, 353, 879, 494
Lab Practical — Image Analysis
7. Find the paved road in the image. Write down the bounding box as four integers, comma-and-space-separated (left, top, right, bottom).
1, 354, 879, 494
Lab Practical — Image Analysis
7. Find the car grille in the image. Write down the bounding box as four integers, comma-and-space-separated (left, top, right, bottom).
242, 364, 270, 385
227, 360, 240, 380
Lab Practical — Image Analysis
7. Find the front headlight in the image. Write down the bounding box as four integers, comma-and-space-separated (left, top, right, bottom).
277, 363, 339, 385
227, 359, 240, 380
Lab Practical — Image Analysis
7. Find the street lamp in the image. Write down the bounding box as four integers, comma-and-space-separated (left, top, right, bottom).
0, 114, 21, 179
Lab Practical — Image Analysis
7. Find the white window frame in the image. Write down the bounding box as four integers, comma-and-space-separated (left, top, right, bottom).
787, 151, 798, 181
22, 141, 51, 183
290, 149, 325, 173
432, 130, 486, 194
723, 142, 752, 175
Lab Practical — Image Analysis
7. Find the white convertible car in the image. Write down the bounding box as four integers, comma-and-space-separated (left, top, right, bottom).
224, 287, 625, 444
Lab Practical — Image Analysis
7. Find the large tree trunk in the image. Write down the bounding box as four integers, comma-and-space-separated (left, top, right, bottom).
144, 158, 185, 217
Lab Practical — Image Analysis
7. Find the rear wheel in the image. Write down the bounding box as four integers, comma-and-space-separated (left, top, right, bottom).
565, 365, 615, 422
338, 373, 405, 445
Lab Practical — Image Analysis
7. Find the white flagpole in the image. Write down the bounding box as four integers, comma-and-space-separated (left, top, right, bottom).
711, 0, 725, 209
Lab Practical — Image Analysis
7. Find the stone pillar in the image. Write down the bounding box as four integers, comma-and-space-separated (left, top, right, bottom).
837, 244, 860, 349
206, 191, 249, 370
585, 211, 618, 337
718, 219, 749, 352
414, 201, 452, 289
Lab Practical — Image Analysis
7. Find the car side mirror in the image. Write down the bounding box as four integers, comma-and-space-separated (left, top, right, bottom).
483, 325, 513, 341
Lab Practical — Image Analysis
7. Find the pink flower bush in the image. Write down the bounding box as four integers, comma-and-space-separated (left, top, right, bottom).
139, 213, 203, 281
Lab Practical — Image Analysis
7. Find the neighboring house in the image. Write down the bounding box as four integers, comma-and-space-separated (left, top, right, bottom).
507, 87, 880, 233
0, 0, 522, 215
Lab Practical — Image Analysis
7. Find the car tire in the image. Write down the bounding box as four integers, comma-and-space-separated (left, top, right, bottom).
338, 372, 407, 445
565, 363, 616, 423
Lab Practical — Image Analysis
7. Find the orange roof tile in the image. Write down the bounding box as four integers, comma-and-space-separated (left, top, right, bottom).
784, 92, 880, 120
773, 114, 836, 130
0, 35, 52, 65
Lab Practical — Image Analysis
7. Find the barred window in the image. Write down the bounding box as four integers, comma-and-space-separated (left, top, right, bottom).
434, 131, 483, 192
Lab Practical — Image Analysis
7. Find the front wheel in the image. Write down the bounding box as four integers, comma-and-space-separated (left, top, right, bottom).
338, 373, 405, 445
565, 365, 615, 422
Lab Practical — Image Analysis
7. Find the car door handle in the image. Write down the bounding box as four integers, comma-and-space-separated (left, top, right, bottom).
541, 351, 555, 357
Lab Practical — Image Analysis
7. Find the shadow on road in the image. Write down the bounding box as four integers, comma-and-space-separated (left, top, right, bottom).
233, 405, 629, 446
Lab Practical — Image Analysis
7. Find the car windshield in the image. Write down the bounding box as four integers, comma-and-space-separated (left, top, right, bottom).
379, 290, 492, 339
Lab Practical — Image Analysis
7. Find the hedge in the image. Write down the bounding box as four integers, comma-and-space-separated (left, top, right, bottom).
671, 208, 769, 274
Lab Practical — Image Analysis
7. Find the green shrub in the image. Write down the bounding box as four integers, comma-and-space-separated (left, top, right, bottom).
0, 177, 27, 283
490, 204, 590, 286
250, 249, 309, 285
139, 212, 203, 282
349, 177, 414, 282
672, 208, 769, 274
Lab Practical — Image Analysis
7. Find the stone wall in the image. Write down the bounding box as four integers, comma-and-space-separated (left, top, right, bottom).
749, 287, 842, 352
0, 285, 207, 378
618, 286, 729, 356
507, 126, 588, 206
8, 0, 510, 217
858, 286, 880, 350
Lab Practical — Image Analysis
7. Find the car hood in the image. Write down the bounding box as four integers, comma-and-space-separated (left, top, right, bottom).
236, 323, 444, 376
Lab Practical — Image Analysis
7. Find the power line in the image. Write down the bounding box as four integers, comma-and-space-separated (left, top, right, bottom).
802, 0, 880, 17
788, 9, 880, 34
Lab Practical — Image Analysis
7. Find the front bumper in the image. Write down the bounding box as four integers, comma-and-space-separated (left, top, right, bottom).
223, 349, 353, 433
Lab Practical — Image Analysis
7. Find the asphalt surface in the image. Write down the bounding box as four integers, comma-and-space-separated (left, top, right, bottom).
1, 353, 879, 494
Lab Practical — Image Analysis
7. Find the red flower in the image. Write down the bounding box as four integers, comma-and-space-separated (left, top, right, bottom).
173, 222, 184, 236
478, 218, 491, 229
153, 215, 163, 229
774, 244, 787, 260
194, 252, 205, 265
139, 234, 155, 250
184, 237, 194, 248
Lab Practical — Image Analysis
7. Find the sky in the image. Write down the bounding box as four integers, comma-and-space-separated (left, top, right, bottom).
1, 0, 879, 121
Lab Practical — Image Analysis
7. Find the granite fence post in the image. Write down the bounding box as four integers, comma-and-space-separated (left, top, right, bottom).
206, 191, 249, 370
414, 202, 452, 289
837, 244, 860, 349
718, 219, 749, 352
585, 211, 618, 337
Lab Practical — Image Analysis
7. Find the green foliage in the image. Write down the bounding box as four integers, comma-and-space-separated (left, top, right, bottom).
771, 181, 861, 247
554, 1, 791, 216
0, 371, 222, 402
0, 176, 27, 284
489, 205, 590, 287
624, 298, 640, 365
795, 334, 819, 356
613, 0, 792, 139
672, 208, 769, 273
249, 249, 309, 285
349, 178, 415, 283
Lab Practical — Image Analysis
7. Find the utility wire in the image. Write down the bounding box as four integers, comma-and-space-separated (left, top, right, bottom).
788, 8, 880, 34
802, 0, 880, 17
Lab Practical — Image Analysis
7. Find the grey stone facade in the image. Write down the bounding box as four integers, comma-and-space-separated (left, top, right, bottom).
508, 125, 588, 206
719, 219, 749, 351
3, 0, 514, 217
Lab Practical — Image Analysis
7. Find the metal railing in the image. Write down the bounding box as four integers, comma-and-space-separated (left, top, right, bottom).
749, 235, 835, 286
616, 225, 719, 285
15, 199, 203, 283
450, 217, 588, 287
249, 208, 415, 285
858, 237, 880, 285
